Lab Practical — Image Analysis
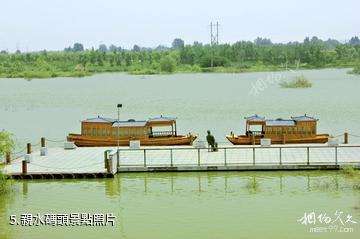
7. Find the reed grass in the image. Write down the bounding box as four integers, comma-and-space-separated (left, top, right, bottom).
280, 75, 313, 88
0, 170, 10, 195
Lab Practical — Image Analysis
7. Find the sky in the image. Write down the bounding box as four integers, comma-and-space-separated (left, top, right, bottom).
0, 0, 359, 52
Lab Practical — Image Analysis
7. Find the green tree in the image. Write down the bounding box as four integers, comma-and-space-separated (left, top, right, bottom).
0, 130, 14, 156
97, 54, 104, 66
109, 55, 114, 67
73, 43, 84, 52
132, 45, 141, 52
115, 54, 121, 66
160, 55, 176, 72
172, 38, 185, 49
109, 44, 117, 52
98, 44, 108, 52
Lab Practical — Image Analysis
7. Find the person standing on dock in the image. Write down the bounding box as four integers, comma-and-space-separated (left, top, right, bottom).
206, 130, 218, 152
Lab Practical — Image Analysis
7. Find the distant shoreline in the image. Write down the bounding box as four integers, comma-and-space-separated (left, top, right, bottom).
0, 65, 358, 80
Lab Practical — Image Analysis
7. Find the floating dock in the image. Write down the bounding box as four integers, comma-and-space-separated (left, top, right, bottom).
3, 144, 360, 179
4, 147, 117, 179
116, 144, 360, 172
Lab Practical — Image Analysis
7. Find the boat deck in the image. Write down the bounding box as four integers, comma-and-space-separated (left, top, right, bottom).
3, 143, 360, 179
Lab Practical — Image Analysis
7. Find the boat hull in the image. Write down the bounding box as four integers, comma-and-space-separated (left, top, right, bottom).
226, 134, 329, 145
67, 134, 197, 147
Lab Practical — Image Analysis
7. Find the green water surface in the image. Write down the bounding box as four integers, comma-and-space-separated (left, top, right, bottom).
1, 69, 360, 238
1, 171, 360, 239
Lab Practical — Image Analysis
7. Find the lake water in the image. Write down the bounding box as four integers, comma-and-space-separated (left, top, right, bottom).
0, 172, 360, 239
1, 69, 360, 238
0, 68, 359, 147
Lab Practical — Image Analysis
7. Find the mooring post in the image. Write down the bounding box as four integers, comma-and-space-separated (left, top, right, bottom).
335, 146, 338, 165
104, 151, 108, 169
40, 137, 48, 156
143, 149, 146, 167
27, 143, 31, 154
307, 147, 310, 165
6, 152, 11, 164
105, 159, 109, 173
22, 160, 27, 174
252, 147, 255, 165
344, 132, 348, 144
279, 147, 282, 165
170, 149, 173, 167
197, 148, 200, 166
117, 150, 120, 168
224, 148, 227, 166
41, 137, 45, 147
106, 158, 113, 173
105, 159, 110, 173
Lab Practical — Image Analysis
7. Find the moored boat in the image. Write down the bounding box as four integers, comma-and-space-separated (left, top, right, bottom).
226, 114, 329, 145
67, 116, 197, 147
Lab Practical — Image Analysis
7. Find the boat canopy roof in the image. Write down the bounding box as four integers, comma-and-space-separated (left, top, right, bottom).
265, 120, 296, 126
291, 114, 318, 121
245, 114, 265, 125
147, 116, 177, 127
244, 114, 265, 121
82, 115, 177, 127
148, 116, 177, 122
107, 116, 177, 128
82, 116, 115, 123
112, 121, 147, 127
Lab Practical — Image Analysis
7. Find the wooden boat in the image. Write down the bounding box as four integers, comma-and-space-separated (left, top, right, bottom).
226, 114, 329, 145
67, 116, 197, 147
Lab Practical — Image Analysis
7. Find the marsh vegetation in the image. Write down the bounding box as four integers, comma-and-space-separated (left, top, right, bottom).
280, 75, 313, 88
0, 131, 14, 195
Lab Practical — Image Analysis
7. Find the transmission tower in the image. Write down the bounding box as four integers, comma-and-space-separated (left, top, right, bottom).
210, 22, 219, 46
209, 22, 220, 68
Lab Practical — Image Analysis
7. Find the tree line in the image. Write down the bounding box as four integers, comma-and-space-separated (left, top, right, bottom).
0, 37, 359, 78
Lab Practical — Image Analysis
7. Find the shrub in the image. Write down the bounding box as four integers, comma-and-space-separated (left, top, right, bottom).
352, 64, 360, 74
280, 75, 312, 88
160, 56, 176, 73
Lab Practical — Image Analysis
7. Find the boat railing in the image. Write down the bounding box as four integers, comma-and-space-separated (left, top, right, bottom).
150, 131, 174, 137
249, 131, 263, 137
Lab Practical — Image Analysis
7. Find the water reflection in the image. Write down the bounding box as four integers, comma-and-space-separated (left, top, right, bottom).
104, 178, 120, 197
1, 171, 359, 239
104, 171, 348, 196
22, 181, 28, 196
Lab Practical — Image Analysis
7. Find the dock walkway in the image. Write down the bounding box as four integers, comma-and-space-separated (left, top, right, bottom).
4, 147, 117, 179
3, 144, 360, 179
115, 144, 360, 172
